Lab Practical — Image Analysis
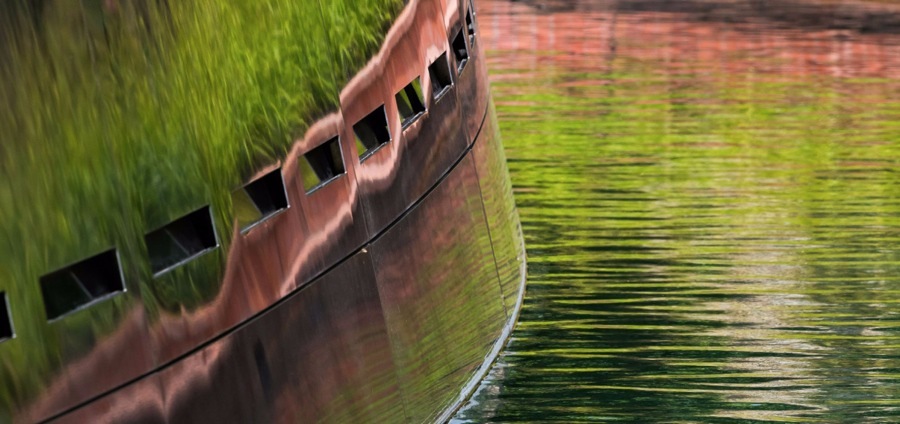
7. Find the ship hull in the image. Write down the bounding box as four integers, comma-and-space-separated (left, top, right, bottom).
1, 0, 524, 422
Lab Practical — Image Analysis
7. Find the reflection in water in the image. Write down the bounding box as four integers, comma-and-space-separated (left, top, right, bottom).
455, 0, 900, 422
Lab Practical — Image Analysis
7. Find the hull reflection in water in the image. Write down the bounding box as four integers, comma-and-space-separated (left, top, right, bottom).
0, 0, 525, 422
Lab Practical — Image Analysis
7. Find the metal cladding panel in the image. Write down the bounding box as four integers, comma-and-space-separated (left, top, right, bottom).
143, 24, 373, 370
276, 113, 369, 292
452, 0, 491, 148
47, 374, 165, 424
370, 151, 507, 422
342, 0, 470, 237
252, 251, 403, 423
147, 114, 376, 365
7, 306, 156, 423
471, 101, 527, 315
44, 109, 521, 423
160, 250, 402, 423
55, 251, 403, 423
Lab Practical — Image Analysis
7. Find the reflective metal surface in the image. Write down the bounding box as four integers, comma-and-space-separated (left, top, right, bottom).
453, 0, 491, 148
1, 0, 524, 421
344, 0, 471, 236
52, 252, 401, 424
48, 374, 165, 424
371, 153, 507, 422
470, 101, 526, 316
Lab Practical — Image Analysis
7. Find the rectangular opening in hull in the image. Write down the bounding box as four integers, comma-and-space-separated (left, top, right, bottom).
451, 29, 469, 74
429, 53, 454, 101
353, 105, 391, 161
145, 207, 218, 276
233, 168, 289, 232
0, 293, 12, 340
396, 77, 426, 128
39, 249, 124, 320
300, 136, 346, 194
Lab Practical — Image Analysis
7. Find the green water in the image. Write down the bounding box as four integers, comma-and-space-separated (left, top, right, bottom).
456, 0, 900, 422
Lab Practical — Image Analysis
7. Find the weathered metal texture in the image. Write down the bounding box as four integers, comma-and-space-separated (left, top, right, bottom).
1, 0, 523, 422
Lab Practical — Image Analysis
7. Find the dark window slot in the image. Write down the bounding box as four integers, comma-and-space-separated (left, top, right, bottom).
429, 53, 454, 101
145, 207, 218, 276
233, 168, 289, 232
451, 29, 469, 74
466, 4, 477, 46
300, 136, 346, 193
395, 77, 426, 128
39, 249, 124, 320
0, 293, 12, 341
353, 105, 391, 160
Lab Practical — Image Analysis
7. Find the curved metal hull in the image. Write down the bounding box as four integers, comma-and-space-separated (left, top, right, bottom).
0, 0, 524, 422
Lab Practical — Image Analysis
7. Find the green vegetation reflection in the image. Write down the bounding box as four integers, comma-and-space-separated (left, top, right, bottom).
455, 2, 900, 422
0, 0, 402, 415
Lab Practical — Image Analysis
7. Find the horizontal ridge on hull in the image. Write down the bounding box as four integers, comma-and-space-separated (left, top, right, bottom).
0, 0, 524, 422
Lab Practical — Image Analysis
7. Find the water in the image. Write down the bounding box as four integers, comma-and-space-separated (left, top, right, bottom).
454, 0, 900, 422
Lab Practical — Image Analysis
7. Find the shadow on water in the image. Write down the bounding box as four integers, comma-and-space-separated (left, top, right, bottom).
455, 0, 900, 422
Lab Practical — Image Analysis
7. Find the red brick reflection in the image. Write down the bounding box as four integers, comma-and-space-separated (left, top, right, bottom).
477, 0, 900, 80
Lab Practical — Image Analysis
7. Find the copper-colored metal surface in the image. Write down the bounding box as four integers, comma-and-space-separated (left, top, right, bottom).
343, 0, 470, 236
16, 308, 157, 423
50, 252, 401, 424
155, 251, 401, 424
371, 152, 507, 422
47, 145, 517, 423
454, 0, 492, 148
47, 374, 165, 424
1, 0, 524, 422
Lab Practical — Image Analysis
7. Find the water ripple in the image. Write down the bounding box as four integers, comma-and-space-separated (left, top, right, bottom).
455, 0, 900, 422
